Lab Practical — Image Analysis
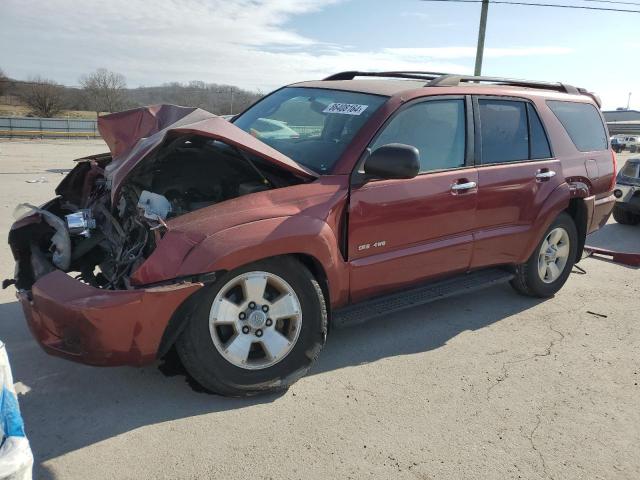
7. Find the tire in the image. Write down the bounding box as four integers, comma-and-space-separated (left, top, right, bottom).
510, 212, 578, 298
176, 257, 327, 396
612, 205, 640, 225
630, 145, 637, 153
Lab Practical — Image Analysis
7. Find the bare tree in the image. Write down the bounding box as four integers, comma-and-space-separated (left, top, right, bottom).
19, 77, 64, 117
79, 68, 127, 115
0, 68, 6, 96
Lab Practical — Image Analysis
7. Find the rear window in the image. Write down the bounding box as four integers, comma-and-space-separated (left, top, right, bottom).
546, 100, 607, 152
527, 104, 552, 159
620, 161, 639, 179
478, 100, 529, 163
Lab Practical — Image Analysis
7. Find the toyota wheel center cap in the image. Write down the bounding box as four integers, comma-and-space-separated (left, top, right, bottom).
248, 310, 267, 329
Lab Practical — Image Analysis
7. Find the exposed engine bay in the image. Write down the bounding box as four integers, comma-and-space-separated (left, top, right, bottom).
8, 135, 304, 291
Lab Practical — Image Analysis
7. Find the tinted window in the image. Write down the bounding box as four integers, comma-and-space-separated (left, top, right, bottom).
527, 104, 552, 159
620, 161, 639, 178
547, 100, 607, 152
479, 100, 528, 163
371, 99, 466, 172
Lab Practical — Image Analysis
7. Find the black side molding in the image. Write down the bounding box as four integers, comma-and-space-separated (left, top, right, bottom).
333, 268, 514, 328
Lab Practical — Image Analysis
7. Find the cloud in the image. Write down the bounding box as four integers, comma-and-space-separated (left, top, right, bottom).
0, 0, 572, 92
400, 11, 432, 19
383, 47, 574, 59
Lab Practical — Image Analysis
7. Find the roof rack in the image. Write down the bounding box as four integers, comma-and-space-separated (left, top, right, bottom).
322, 71, 583, 95
324, 71, 448, 82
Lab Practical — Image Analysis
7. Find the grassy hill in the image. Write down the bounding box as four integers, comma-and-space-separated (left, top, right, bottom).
0, 104, 98, 119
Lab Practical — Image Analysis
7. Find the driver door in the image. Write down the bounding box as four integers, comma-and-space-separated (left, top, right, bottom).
348, 97, 478, 303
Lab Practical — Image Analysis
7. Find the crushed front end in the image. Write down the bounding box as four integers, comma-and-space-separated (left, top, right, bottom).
6, 154, 205, 365
5, 105, 312, 366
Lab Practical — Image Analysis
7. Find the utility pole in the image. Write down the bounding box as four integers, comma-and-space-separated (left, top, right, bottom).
627, 92, 632, 110
474, 0, 490, 76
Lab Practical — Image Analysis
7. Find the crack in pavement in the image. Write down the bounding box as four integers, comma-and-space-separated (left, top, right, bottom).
486, 324, 565, 401
527, 413, 553, 480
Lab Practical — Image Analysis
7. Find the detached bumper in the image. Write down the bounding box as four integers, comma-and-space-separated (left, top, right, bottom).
18, 271, 202, 366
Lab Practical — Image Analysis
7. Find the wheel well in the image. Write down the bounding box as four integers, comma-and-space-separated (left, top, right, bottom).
292, 253, 332, 329
156, 253, 331, 359
565, 198, 588, 263
293, 253, 330, 302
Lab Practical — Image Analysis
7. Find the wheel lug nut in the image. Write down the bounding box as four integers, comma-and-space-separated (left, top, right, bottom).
242, 326, 250, 334
262, 305, 269, 312
239, 312, 246, 320
255, 329, 263, 337
248, 301, 256, 309
265, 318, 273, 327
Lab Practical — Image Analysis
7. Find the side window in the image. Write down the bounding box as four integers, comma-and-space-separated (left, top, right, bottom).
527, 104, 552, 159
371, 99, 466, 172
546, 100, 607, 152
620, 161, 638, 179
478, 100, 528, 163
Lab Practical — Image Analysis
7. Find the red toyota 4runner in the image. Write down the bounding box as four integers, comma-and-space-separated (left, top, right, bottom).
6, 72, 616, 396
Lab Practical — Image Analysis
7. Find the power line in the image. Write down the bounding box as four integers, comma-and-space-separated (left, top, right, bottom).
582, 0, 640, 6
420, 0, 640, 13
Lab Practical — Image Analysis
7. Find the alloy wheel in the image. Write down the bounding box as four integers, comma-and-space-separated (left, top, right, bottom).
209, 271, 302, 370
537, 227, 571, 284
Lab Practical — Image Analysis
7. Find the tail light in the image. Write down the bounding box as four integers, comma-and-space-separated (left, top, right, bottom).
609, 149, 617, 191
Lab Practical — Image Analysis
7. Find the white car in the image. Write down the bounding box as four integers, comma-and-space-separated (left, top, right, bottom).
612, 135, 640, 152
249, 118, 300, 140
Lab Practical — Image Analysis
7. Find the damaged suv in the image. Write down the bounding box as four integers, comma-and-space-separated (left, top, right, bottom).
6, 72, 616, 396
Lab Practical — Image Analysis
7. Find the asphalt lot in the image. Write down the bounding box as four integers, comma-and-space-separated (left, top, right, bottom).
0, 140, 638, 480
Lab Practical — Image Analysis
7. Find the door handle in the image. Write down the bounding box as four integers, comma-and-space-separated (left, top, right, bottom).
535, 170, 556, 180
451, 181, 477, 192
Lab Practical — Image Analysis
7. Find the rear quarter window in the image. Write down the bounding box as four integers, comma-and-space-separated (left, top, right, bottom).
546, 100, 608, 152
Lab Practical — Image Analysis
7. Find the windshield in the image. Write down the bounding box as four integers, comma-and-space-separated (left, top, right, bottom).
232, 87, 387, 173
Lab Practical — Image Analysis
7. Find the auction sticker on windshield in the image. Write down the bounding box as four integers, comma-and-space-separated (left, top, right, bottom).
323, 103, 368, 115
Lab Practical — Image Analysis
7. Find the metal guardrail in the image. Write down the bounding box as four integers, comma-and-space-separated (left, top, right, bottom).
0, 116, 99, 138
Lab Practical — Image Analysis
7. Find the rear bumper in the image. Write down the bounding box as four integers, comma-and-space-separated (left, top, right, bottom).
587, 194, 615, 234
18, 270, 202, 366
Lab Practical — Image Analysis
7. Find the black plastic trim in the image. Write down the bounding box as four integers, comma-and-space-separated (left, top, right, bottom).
472, 95, 556, 166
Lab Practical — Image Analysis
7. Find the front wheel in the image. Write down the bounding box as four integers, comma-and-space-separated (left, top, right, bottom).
176, 257, 327, 396
510, 212, 578, 298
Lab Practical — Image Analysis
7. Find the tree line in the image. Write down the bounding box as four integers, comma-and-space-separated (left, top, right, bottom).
0, 67, 263, 118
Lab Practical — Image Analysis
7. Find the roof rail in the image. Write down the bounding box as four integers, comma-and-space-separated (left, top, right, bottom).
322, 71, 583, 96
323, 71, 447, 81
427, 74, 579, 94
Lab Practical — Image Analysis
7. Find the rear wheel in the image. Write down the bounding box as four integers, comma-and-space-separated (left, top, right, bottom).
176, 257, 327, 396
612, 205, 640, 225
511, 212, 578, 298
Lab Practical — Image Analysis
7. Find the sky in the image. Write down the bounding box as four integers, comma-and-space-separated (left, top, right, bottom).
0, 0, 636, 110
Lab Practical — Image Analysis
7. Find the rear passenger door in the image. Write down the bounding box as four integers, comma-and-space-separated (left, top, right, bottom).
471, 97, 563, 268
348, 97, 477, 302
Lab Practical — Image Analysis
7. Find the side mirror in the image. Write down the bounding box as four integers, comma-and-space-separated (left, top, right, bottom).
363, 143, 420, 180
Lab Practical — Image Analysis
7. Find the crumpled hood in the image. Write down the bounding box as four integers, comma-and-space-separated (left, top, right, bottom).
99, 104, 317, 199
